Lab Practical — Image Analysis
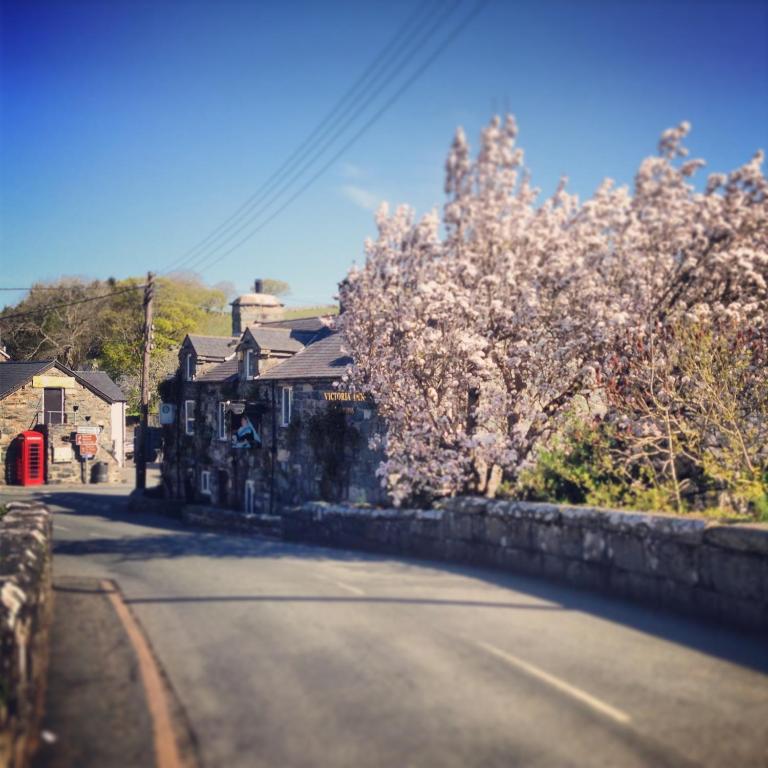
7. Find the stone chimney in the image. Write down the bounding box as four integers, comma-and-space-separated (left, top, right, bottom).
231, 278, 285, 336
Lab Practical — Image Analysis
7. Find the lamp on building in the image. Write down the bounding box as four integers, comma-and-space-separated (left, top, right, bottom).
228, 401, 246, 415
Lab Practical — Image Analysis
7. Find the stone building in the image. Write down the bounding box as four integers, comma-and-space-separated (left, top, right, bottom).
161, 295, 387, 512
0, 361, 127, 484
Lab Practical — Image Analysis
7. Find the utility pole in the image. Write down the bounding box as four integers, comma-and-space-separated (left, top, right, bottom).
136, 272, 155, 490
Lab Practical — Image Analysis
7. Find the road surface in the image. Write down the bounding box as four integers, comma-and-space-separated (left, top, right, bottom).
8, 487, 768, 767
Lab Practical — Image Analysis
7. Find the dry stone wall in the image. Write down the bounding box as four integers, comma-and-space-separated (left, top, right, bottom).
283, 497, 768, 630
0, 501, 53, 768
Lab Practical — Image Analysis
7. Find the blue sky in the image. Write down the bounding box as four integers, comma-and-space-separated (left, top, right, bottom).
2, 0, 767, 309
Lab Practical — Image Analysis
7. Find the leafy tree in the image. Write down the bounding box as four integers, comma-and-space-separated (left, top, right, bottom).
0, 278, 114, 368
261, 278, 290, 297
0, 272, 229, 413
99, 273, 228, 412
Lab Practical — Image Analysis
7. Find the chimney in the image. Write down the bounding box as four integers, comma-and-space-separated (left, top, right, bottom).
254, 278, 263, 294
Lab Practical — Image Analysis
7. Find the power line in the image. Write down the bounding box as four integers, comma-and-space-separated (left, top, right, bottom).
0, 285, 145, 321
160, 0, 442, 276
193, 0, 489, 277
174, 0, 462, 276
161, 0, 464, 277
159, 0, 443, 276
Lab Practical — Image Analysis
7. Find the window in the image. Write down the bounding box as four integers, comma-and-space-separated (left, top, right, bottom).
184, 400, 196, 435
43, 387, 65, 425
200, 470, 211, 494
185, 353, 195, 381
244, 479, 256, 514
246, 349, 256, 379
280, 386, 293, 427
217, 401, 228, 441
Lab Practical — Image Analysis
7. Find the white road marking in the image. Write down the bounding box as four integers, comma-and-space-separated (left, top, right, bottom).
334, 581, 365, 596
477, 641, 631, 725
55, 524, 71, 531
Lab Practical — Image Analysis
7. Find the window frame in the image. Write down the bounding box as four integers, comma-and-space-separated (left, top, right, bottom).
217, 401, 228, 441
185, 352, 195, 381
244, 479, 256, 514
184, 400, 196, 435
200, 469, 211, 495
280, 386, 293, 427
43, 387, 65, 425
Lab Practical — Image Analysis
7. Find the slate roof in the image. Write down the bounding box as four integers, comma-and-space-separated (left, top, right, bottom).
196, 358, 239, 383
185, 335, 239, 361
74, 371, 126, 402
258, 330, 352, 380
0, 360, 54, 399
0, 361, 125, 403
240, 326, 307, 353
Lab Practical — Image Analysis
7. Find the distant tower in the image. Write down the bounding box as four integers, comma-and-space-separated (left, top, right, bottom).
231, 278, 285, 335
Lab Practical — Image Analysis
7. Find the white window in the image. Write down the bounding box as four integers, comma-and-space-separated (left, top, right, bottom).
184, 400, 196, 435
280, 386, 293, 427
246, 349, 256, 379
245, 479, 256, 514
217, 401, 227, 440
185, 352, 195, 381
200, 470, 211, 494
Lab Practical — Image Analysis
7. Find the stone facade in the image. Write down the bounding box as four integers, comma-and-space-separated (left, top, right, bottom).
283, 497, 768, 630
161, 374, 387, 512
277, 382, 385, 505
1, 368, 121, 485
230, 292, 284, 336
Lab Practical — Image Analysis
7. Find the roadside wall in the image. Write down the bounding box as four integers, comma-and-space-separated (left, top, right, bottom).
283, 497, 768, 631
0, 502, 53, 768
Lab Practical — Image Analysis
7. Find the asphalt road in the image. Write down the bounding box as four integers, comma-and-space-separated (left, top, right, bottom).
8, 486, 768, 768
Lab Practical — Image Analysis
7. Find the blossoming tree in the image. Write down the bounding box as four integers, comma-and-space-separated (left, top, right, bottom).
337, 116, 767, 508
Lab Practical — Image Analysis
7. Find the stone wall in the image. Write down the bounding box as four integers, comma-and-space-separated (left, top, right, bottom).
0, 501, 53, 768
274, 381, 387, 507
283, 497, 768, 630
0, 371, 120, 486
162, 377, 387, 512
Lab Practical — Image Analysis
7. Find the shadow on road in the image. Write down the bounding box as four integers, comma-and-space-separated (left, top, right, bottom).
44, 489, 768, 676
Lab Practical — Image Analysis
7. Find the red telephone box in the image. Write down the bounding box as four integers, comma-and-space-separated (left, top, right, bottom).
16, 431, 45, 486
